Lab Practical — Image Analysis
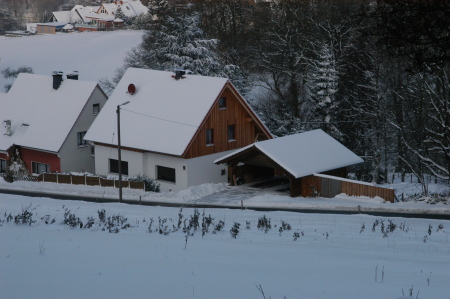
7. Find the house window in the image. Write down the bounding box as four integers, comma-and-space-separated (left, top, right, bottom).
228, 124, 236, 141
206, 128, 214, 145
77, 131, 87, 147
93, 103, 100, 115
109, 158, 128, 175
218, 97, 226, 109
91, 146, 95, 156
0, 159, 6, 173
32, 162, 50, 174
157, 166, 176, 183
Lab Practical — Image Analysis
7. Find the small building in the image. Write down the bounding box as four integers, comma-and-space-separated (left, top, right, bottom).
0, 72, 108, 176
84, 68, 272, 192
36, 22, 67, 34
215, 130, 394, 202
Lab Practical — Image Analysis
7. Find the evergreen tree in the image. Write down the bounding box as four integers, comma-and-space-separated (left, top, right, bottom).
308, 44, 340, 139
147, 0, 170, 22
120, 13, 247, 93
0, 8, 18, 35
115, 6, 127, 22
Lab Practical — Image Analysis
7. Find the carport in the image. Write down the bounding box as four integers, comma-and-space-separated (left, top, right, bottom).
215, 129, 393, 202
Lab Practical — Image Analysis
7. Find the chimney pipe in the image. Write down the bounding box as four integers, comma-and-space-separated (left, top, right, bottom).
67, 71, 79, 80
52, 71, 64, 90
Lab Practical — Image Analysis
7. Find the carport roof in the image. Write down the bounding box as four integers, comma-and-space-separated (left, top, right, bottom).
214, 129, 364, 179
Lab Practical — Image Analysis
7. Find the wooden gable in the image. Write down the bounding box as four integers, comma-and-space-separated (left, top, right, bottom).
182, 82, 272, 159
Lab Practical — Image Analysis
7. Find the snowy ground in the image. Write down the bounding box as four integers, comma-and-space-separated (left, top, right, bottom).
1, 193, 449, 299
0, 30, 144, 91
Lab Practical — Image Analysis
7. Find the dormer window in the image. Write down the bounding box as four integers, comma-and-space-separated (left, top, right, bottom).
218, 97, 226, 109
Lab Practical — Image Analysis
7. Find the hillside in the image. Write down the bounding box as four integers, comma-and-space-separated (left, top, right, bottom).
0, 30, 144, 91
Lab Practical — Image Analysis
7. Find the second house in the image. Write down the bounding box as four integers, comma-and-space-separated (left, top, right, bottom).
84, 68, 272, 191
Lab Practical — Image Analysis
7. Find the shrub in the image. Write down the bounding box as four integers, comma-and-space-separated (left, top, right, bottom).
257, 215, 271, 233
129, 174, 160, 192
62, 208, 83, 228
212, 220, 225, 234
230, 222, 240, 239
14, 204, 36, 225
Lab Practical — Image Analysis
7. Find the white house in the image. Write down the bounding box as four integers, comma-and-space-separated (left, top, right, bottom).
84, 68, 272, 192
0, 72, 108, 175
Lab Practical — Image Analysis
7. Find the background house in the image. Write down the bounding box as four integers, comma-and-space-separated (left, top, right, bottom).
84, 68, 271, 192
96, 1, 148, 18
0, 72, 107, 176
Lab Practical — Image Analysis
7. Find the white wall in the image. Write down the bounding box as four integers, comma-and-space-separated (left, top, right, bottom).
143, 152, 187, 192
59, 86, 107, 173
186, 151, 233, 187
94, 144, 144, 177
94, 147, 236, 192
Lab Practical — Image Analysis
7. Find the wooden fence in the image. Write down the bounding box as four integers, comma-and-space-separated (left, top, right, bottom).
37, 173, 145, 191
313, 174, 394, 203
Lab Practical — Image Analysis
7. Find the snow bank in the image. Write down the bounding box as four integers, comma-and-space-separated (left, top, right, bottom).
177, 183, 227, 201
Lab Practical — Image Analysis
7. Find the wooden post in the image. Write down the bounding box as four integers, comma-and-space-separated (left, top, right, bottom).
43, 173, 45, 182
56, 173, 58, 184
85, 174, 87, 186
99, 176, 101, 187
241, 200, 243, 210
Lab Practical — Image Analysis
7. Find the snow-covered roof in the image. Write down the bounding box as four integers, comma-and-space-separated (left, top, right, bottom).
84, 13, 111, 20
51, 10, 83, 23
84, 68, 229, 156
73, 5, 99, 23
215, 129, 364, 178
100, 1, 148, 17
0, 73, 99, 153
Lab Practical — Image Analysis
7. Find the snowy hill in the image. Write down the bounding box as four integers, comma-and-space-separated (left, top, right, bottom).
0, 30, 144, 91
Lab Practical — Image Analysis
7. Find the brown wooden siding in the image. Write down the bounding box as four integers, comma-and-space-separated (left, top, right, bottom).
300, 175, 321, 197
183, 85, 269, 159
297, 174, 394, 202
341, 181, 394, 203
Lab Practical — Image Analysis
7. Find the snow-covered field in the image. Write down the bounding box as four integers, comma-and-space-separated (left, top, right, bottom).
1, 192, 449, 299
0, 30, 144, 90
